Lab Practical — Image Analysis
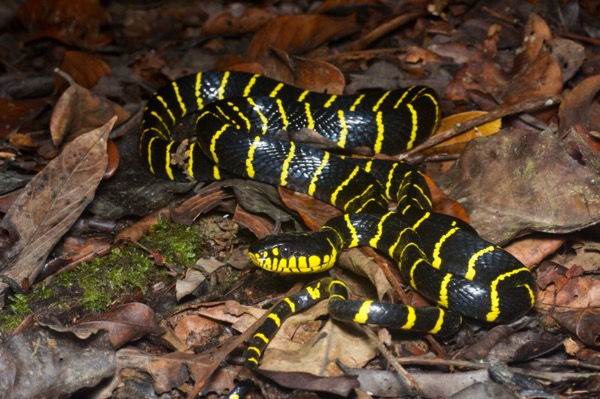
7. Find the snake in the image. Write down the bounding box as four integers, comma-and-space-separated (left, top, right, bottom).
140, 70, 536, 395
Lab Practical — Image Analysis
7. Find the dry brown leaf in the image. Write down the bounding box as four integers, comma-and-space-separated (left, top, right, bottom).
261, 306, 378, 375
558, 74, 600, 133
0, 98, 48, 138
76, 303, 161, 349
0, 117, 115, 295
50, 82, 130, 146
447, 13, 562, 105
201, 6, 276, 36
553, 308, 600, 348
536, 262, 600, 347
263, 49, 346, 95
245, 14, 360, 61
313, 0, 385, 14
16, 0, 112, 47
0, 323, 115, 399
438, 127, 600, 244
56, 50, 112, 91
256, 369, 359, 396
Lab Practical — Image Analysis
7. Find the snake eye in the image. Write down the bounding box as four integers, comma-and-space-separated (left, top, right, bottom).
279, 245, 291, 258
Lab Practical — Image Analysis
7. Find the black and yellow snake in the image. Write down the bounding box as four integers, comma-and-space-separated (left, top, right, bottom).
140, 70, 536, 394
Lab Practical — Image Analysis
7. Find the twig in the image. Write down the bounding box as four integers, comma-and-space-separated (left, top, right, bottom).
346, 10, 427, 52
399, 94, 563, 159
358, 324, 421, 396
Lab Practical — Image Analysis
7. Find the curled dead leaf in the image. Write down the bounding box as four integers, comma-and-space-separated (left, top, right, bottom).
50, 82, 130, 146
447, 13, 562, 105
0, 117, 115, 295
246, 14, 360, 60
558, 74, 600, 133
77, 303, 161, 349
201, 6, 275, 36
56, 50, 112, 91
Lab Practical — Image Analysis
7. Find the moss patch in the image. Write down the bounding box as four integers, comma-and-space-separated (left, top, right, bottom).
0, 219, 210, 335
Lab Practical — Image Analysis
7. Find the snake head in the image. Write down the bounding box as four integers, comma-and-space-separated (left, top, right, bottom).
248, 231, 340, 274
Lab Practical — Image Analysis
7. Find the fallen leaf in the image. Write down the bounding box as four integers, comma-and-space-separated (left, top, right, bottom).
0, 98, 48, 138
262, 49, 346, 95
201, 6, 275, 36
0, 117, 115, 297
438, 127, 600, 243
425, 111, 502, 155
558, 74, 600, 133
261, 306, 378, 375
245, 13, 360, 61
0, 323, 115, 399
447, 13, 562, 106
16, 0, 112, 47
76, 302, 162, 349
55, 50, 112, 91
50, 82, 130, 146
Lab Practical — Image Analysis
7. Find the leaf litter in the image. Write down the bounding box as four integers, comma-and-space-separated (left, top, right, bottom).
0, 0, 599, 398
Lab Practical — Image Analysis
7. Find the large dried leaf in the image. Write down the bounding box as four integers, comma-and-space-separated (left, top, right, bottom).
16, 0, 112, 47
50, 82, 130, 146
245, 14, 360, 60
0, 118, 115, 294
56, 50, 112, 91
261, 49, 346, 95
447, 13, 562, 104
261, 304, 378, 375
558, 74, 600, 133
438, 127, 600, 244
0, 98, 47, 138
0, 323, 115, 399
201, 6, 275, 36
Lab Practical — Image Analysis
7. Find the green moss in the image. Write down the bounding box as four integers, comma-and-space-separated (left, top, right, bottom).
0, 294, 32, 331
0, 219, 210, 334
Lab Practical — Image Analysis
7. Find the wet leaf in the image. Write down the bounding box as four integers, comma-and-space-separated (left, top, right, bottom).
0, 118, 115, 294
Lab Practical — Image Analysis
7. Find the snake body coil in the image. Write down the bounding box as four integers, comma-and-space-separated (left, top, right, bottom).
141, 71, 536, 371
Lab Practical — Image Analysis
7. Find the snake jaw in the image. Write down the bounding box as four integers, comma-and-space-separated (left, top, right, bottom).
249, 232, 340, 274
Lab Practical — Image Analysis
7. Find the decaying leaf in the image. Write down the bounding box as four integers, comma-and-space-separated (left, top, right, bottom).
447, 13, 563, 105
55, 50, 112, 91
201, 6, 276, 36
558, 74, 600, 133
245, 14, 360, 61
0, 323, 115, 399
439, 127, 600, 243
0, 117, 115, 297
50, 82, 130, 146
76, 302, 162, 349
261, 307, 378, 375
16, 0, 112, 47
